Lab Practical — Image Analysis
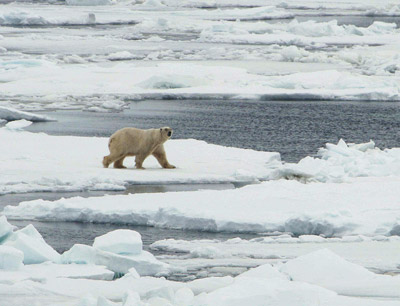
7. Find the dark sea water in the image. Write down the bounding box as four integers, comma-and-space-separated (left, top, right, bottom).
26, 100, 400, 162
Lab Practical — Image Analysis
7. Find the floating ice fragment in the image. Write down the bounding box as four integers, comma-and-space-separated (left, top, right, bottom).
66, 0, 113, 5
0, 216, 14, 242
0, 245, 24, 270
93, 229, 143, 255
61, 244, 168, 276
5, 119, 32, 130
3, 224, 60, 264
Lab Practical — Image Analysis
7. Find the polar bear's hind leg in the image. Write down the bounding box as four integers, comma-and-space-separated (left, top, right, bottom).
113, 156, 127, 169
103, 152, 124, 168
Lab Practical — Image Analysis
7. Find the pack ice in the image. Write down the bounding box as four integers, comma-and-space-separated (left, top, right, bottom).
1, 214, 400, 305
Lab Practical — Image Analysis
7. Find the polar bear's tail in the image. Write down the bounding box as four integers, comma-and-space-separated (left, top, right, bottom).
108, 137, 114, 148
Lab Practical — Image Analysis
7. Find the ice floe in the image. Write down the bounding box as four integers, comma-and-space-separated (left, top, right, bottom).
280, 249, 400, 298
150, 235, 400, 277
192, 259, 400, 306
199, 20, 400, 46
61, 243, 169, 276
0, 106, 54, 122
5, 175, 400, 236
276, 139, 400, 182
3, 224, 60, 264
0, 246, 24, 271
0, 216, 14, 242
5, 119, 32, 130
93, 229, 142, 255
0, 127, 280, 195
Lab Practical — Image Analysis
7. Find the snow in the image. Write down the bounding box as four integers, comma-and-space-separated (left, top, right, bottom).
93, 229, 143, 255
2, 127, 400, 195
280, 249, 400, 298
0, 246, 24, 271
187, 276, 234, 295
0, 127, 280, 195
191, 266, 399, 306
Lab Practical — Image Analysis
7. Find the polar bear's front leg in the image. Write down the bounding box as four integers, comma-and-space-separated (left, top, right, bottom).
152, 144, 176, 169
135, 155, 146, 170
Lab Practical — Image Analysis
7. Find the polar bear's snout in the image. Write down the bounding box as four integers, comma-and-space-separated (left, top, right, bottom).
167, 131, 172, 137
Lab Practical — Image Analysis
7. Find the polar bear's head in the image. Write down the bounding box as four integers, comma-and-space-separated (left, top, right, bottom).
160, 127, 173, 141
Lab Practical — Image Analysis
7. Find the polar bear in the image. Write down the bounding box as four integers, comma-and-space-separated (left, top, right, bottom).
103, 127, 176, 170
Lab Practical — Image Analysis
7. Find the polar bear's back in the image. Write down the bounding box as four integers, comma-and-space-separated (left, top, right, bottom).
109, 127, 160, 156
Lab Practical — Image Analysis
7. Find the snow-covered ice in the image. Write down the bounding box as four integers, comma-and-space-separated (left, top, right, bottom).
61, 243, 169, 276
5, 119, 32, 130
0, 61, 399, 112
0, 262, 114, 284
2, 126, 400, 195
0, 246, 24, 271
0, 127, 280, 195
3, 224, 60, 264
93, 229, 143, 255
1, 1, 400, 112
280, 249, 400, 298
151, 235, 400, 275
0, 106, 54, 122
0, 216, 14, 241
60, 228, 168, 276
0, 216, 399, 305
5, 175, 400, 236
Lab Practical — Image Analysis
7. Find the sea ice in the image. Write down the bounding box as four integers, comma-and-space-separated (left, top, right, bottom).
280, 249, 400, 298
0, 262, 114, 285
0, 106, 54, 122
0, 127, 280, 195
0, 216, 14, 242
5, 119, 32, 130
61, 243, 169, 276
0, 246, 24, 271
93, 229, 143, 255
6, 175, 400, 237
150, 235, 400, 276
273, 139, 400, 182
3, 224, 60, 264
66, 0, 115, 5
